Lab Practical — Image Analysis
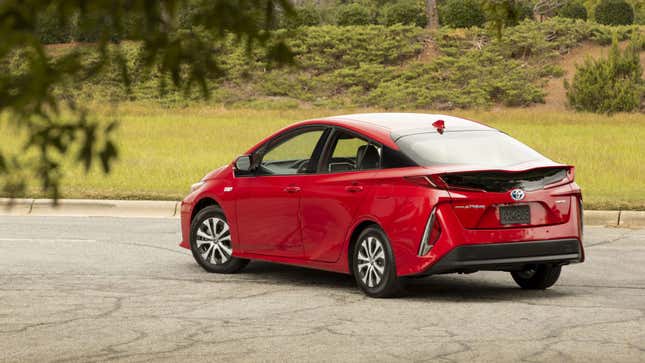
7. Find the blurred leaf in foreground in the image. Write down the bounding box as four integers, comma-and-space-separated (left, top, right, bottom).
0, 0, 294, 200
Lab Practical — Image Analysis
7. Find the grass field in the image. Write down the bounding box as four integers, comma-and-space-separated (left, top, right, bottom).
1, 103, 644, 210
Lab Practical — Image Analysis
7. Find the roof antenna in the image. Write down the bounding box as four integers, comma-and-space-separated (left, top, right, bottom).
432, 120, 445, 135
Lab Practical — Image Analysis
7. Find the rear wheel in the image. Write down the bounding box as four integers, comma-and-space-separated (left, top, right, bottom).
190, 205, 249, 274
511, 264, 561, 289
352, 226, 402, 298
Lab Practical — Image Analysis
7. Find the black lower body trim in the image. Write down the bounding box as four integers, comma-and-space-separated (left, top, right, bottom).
421, 239, 582, 275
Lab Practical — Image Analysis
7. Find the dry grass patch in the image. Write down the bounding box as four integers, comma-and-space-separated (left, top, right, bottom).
1, 104, 643, 210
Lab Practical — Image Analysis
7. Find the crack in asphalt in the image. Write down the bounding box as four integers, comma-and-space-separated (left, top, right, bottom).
518, 314, 645, 362
0, 296, 125, 334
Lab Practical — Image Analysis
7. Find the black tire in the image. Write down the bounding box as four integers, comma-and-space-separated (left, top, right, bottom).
511, 264, 561, 289
190, 205, 249, 274
351, 226, 402, 298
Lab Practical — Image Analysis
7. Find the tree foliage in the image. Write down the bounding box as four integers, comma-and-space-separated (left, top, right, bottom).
380, 0, 428, 27
35, 4, 75, 43
557, 1, 588, 20
565, 35, 643, 113
480, 0, 533, 40
533, 0, 566, 18
282, 4, 323, 28
335, 3, 374, 25
440, 0, 486, 28
513, 0, 535, 23
594, 0, 635, 25
13, 17, 641, 111
0, 0, 293, 200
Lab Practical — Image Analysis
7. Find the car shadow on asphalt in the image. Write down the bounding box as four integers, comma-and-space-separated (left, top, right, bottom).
240, 261, 357, 291
238, 261, 574, 301
402, 275, 572, 301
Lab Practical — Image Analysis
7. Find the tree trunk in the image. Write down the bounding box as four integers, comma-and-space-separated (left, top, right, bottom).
426, 0, 439, 28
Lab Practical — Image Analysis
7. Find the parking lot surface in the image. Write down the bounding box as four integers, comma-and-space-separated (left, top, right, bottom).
1, 217, 644, 362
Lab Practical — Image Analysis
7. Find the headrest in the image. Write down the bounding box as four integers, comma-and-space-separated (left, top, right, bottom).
356, 144, 380, 170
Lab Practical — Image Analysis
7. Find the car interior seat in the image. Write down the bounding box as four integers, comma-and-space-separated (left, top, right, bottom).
356, 144, 380, 170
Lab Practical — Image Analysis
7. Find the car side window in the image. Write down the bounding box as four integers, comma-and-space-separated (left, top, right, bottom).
326, 131, 381, 173
258, 129, 325, 175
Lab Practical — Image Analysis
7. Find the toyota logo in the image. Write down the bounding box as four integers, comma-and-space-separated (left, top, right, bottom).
510, 189, 525, 201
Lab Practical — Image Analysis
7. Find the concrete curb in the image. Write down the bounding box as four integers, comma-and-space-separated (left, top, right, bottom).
619, 211, 645, 228
1, 199, 644, 227
584, 210, 621, 227
1, 198, 178, 218
0, 198, 35, 216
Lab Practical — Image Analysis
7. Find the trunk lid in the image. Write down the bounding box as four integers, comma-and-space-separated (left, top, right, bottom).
439, 166, 574, 229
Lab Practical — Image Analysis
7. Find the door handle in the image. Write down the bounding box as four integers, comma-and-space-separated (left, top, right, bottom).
345, 183, 364, 193
284, 185, 302, 193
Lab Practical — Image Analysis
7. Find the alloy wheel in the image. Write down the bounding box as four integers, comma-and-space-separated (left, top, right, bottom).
195, 217, 232, 265
357, 236, 386, 288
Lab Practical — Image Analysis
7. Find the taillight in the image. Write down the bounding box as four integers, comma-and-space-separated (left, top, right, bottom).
405, 175, 447, 189
544, 166, 575, 189
418, 207, 442, 256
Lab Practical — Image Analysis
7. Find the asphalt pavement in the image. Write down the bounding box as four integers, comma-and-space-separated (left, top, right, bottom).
1, 216, 644, 362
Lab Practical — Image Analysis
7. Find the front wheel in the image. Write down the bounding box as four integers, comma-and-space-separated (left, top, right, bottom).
352, 226, 402, 298
190, 205, 249, 274
511, 264, 561, 289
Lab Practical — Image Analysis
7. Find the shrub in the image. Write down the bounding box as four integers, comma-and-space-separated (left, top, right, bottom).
380, 0, 427, 27
594, 0, 634, 25
335, 4, 374, 26
287, 25, 425, 70
496, 18, 590, 59
367, 51, 546, 109
25, 19, 640, 110
439, 0, 486, 28
557, 1, 588, 20
565, 36, 643, 113
589, 23, 641, 45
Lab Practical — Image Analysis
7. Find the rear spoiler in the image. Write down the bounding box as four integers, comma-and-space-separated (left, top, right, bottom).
406, 166, 574, 193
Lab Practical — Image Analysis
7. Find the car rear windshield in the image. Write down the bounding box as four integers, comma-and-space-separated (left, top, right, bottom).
396, 131, 548, 167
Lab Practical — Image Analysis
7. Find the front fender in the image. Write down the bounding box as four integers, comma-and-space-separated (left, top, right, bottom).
179, 169, 237, 251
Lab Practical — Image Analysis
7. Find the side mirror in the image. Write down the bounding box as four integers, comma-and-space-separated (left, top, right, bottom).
234, 155, 252, 172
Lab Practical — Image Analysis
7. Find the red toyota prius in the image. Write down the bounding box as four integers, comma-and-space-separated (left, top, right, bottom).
179, 113, 584, 297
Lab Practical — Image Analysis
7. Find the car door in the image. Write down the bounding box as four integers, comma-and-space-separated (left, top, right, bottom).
299, 128, 380, 262
234, 126, 329, 258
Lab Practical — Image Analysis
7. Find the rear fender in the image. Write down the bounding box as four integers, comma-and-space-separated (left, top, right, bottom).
349, 174, 451, 276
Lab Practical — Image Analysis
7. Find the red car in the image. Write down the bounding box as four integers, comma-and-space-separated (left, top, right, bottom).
179, 113, 584, 297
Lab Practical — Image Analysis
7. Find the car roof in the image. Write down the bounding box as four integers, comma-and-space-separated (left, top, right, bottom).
327, 112, 493, 133
248, 113, 497, 153
320, 113, 496, 143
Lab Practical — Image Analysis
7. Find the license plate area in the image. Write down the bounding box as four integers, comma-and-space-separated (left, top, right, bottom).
499, 205, 531, 225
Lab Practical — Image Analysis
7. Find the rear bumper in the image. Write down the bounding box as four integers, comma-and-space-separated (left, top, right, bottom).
418, 238, 582, 276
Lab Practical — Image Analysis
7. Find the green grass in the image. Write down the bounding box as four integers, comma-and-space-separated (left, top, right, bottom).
1, 103, 644, 210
